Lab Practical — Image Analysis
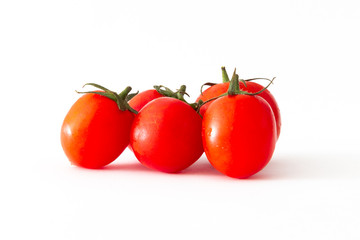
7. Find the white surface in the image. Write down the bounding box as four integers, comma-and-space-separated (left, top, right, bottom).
1, 0, 359, 239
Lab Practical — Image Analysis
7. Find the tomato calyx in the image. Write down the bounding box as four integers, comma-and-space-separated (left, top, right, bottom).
227, 70, 275, 96
200, 66, 274, 96
199, 66, 229, 96
76, 83, 139, 114
154, 85, 190, 99
197, 68, 275, 113
153, 84, 200, 111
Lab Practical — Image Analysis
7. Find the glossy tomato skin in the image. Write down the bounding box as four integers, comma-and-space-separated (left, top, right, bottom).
197, 81, 281, 139
202, 94, 276, 178
127, 89, 163, 152
196, 82, 230, 116
128, 89, 163, 112
130, 97, 203, 173
61, 93, 135, 169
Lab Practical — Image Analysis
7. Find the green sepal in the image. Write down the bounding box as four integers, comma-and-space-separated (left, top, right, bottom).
154, 84, 201, 112
154, 85, 177, 98
199, 82, 217, 96
125, 91, 139, 102
75, 90, 116, 101
243, 77, 275, 96
221, 66, 230, 83
245, 77, 274, 82
197, 67, 276, 114
228, 71, 240, 96
153, 85, 190, 101
83, 83, 111, 92
230, 68, 237, 81
176, 85, 189, 102
77, 83, 139, 114
240, 79, 248, 88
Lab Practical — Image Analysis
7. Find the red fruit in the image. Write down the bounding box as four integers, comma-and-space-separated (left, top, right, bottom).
130, 97, 203, 173
197, 81, 281, 139
202, 94, 276, 178
61, 92, 135, 169
128, 89, 163, 112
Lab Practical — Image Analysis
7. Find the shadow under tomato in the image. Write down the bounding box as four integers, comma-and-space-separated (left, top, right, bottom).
103, 161, 152, 172
102, 156, 221, 176
100, 156, 283, 179
100, 152, 360, 180
184, 157, 281, 180
181, 157, 222, 177
249, 152, 360, 180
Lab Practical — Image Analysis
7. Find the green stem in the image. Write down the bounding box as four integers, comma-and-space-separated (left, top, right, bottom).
228, 73, 240, 96
230, 68, 237, 81
176, 85, 187, 102
221, 66, 230, 83
118, 86, 132, 100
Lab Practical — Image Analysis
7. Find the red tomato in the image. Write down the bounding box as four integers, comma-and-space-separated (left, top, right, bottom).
202, 94, 276, 178
128, 89, 163, 112
197, 81, 281, 139
127, 89, 163, 152
61, 93, 135, 169
196, 82, 229, 116
130, 97, 203, 173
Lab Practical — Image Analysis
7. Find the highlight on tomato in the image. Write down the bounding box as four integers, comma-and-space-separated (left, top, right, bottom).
130, 85, 203, 173
61, 83, 138, 169
197, 67, 281, 139
201, 72, 277, 178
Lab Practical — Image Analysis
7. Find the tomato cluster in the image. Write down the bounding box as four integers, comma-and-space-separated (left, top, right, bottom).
61, 67, 281, 178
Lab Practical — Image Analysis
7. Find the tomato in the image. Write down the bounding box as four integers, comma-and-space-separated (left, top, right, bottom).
202, 94, 276, 178
197, 81, 281, 139
128, 89, 163, 112
130, 97, 203, 173
61, 92, 135, 169
196, 82, 229, 116
126, 89, 163, 152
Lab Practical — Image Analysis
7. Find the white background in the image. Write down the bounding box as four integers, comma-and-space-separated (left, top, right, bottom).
1, 0, 359, 239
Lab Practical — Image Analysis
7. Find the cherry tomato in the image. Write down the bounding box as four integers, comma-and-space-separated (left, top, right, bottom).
196, 82, 229, 116
202, 94, 276, 178
126, 89, 163, 152
197, 81, 281, 139
61, 93, 134, 169
128, 89, 163, 112
130, 97, 203, 173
